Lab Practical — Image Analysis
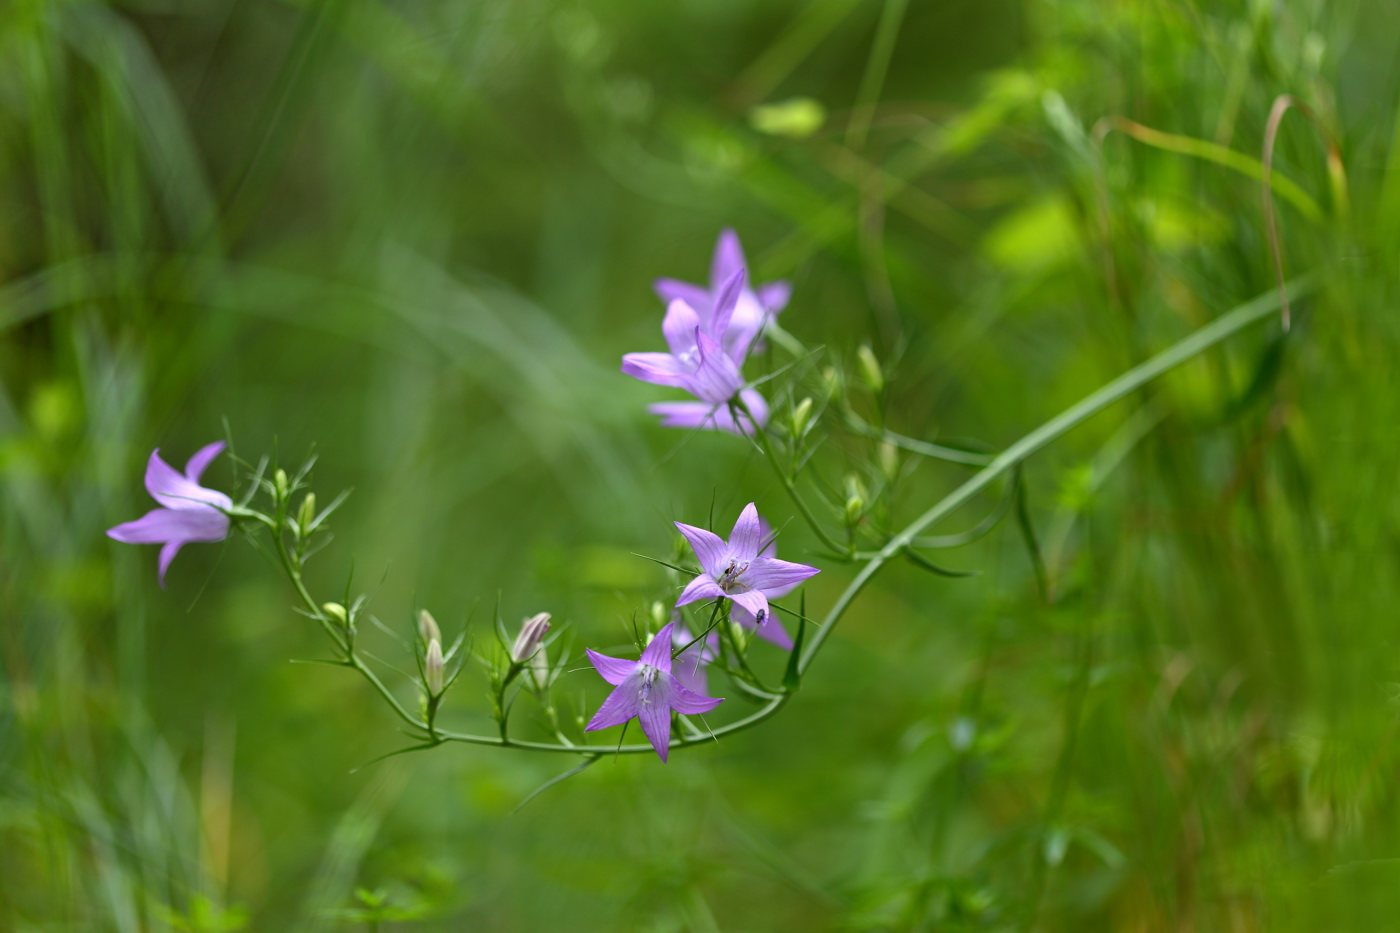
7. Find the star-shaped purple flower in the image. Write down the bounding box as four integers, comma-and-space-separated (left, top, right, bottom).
730, 514, 798, 650
674, 503, 819, 625
621, 272, 769, 436
585, 621, 724, 761
106, 442, 232, 587
654, 229, 791, 363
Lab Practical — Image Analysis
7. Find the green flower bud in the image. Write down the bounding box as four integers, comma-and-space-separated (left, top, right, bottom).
418, 609, 441, 647
424, 638, 445, 695
322, 602, 349, 626
790, 397, 814, 438
821, 366, 844, 404
273, 468, 290, 501
856, 345, 884, 395
650, 601, 668, 628
845, 495, 865, 526
878, 441, 899, 482
296, 492, 317, 536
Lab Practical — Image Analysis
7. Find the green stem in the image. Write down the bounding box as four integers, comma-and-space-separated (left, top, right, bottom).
739, 398, 851, 557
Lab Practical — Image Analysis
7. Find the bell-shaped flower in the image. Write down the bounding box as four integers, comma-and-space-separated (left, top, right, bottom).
621, 280, 770, 436
584, 621, 723, 761
654, 229, 791, 362
674, 503, 819, 625
106, 442, 232, 587
729, 514, 798, 650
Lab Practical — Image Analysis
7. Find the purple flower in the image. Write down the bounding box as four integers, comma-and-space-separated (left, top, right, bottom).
621, 274, 770, 436
674, 503, 820, 625
730, 515, 798, 650
106, 442, 231, 587
654, 229, 791, 362
584, 621, 724, 761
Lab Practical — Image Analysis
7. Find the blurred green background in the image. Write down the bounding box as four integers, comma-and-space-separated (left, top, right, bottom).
4, 0, 1400, 928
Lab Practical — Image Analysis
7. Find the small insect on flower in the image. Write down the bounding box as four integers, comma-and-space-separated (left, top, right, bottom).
106, 442, 232, 587
674, 502, 820, 627
584, 622, 723, 762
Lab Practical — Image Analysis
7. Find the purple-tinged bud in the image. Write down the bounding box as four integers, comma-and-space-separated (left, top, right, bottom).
509, 612, 551, 664
418, 609, 441, 647
424, 638, 445, 695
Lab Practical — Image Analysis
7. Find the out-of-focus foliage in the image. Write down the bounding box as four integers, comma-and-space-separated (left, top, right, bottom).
2, 0, 1399, 929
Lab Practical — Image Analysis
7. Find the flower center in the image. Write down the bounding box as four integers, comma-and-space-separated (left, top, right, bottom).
637, 664, 659, 704
717, 560, 751, 593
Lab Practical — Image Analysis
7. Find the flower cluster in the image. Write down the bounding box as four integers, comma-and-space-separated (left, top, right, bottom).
621, 230, 789, 435
106, 229, 823, 764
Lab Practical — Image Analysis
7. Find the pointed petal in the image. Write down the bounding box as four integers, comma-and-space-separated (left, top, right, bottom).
586, 649, 637, 686
660, 299, 703, 356
637, 683, 674, 761
654, 280, 711, 317
145, 448, 230, 511
674, 523, 728, 577
728, 503, 762, 561
757, 280, 792, 313
641, 622, 674, 673
666, 674, 724, 715
680, 330, 743, 404
621, 352, 691, 388
676, 574, 722, 607
728, 588, 769, 620
107, 506, 229, 544
746, 557, 820, 594
709, 228, 746, 292
183, 441, 226, 483
585, 681, 642, 732
709, 268, 746, 342
157, 540, 183, 588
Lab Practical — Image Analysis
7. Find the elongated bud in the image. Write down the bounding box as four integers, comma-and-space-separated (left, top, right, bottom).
296, 492, 317, 535
790, 397, 814, 437
728, 619, 752, 653
844, 474, 868, 526
878, 441, 899, 482
650, 601, 668, 628
418, 609, 441, 647
322, 602, 349, 626
527, 643, 551, 692
856, 345, 883, 395
273, 468, 290, 501
424, 638, 445, 695
821, 366, 844, 403
510, 612, 551, 664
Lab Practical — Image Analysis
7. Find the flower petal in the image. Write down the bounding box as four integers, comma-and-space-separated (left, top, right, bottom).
641, 621, 674, 673
586, 649, 637, 686
145, 449, 231, 511
585, 680, 642, 732
757, 280, 792, 313
654, 278, 711, 315
674, 523, 728, 578
157, 540, 184, 588
676, 574, 723, 607
728, 503, 762, 562
708, 269, 746, 344
667, 674, 723, 716
621, 352, 691, 388
107, 506, 229, 545
183, 441, 226, 483
746, 557, 821, 594
680, 330, 743, 404
660, 299, 703, 357
637, 681, 674, 761
709, 228, 746, 293
728, 588, 768, 620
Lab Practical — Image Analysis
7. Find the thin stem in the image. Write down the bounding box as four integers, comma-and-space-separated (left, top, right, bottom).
739, 398, 851, 557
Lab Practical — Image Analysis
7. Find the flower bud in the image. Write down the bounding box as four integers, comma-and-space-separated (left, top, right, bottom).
509, 612, 551, 664
821, 366, 844, 403
856, 345, 884, 395
424, 638, 445, 695
790, 397, 814, 438
296, 492, 317, 536
844, 474, 868, 526
527, 643, 551, 692
728, 619, 752, 653
878, 441, 899, 482
418, 609, 441, 647
322, 602, 349, 626
273, 468, 290, 501
650, 601, 668, 628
